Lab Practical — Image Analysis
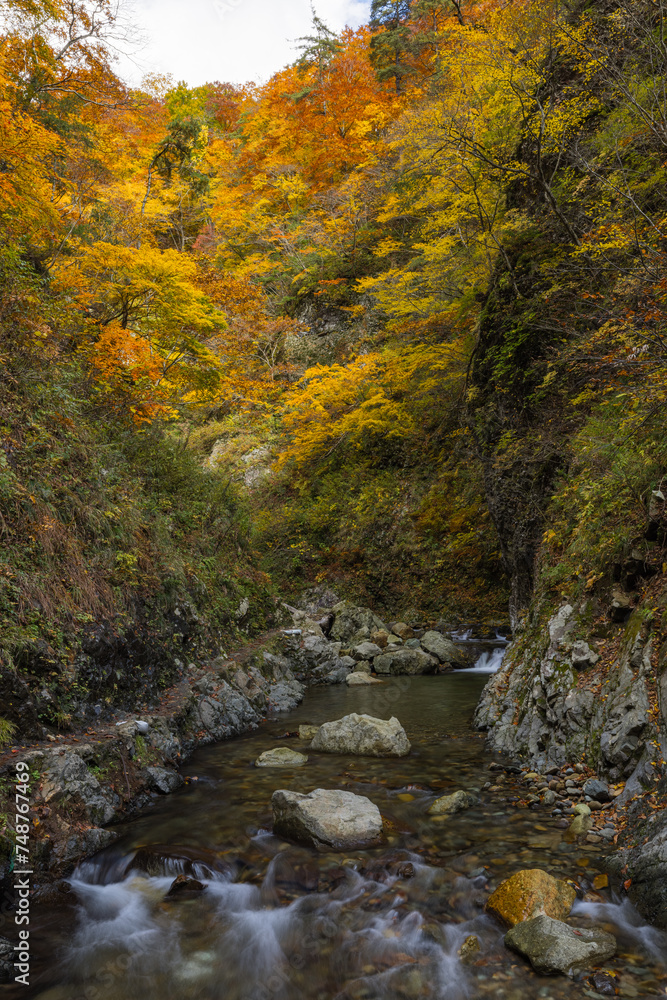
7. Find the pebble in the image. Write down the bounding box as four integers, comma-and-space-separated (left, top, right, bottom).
590, 972, 617, 995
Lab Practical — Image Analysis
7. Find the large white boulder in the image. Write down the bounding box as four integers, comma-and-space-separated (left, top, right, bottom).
271, 788, 384, 849
311, 713, 410, 757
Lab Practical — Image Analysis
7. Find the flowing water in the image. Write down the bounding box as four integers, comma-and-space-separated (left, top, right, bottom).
21, 670, 667, 1000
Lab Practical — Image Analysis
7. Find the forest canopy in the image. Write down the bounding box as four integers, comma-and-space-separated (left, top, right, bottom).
2, 0, 667, 616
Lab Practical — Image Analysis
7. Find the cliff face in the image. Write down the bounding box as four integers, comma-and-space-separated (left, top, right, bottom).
474, 559, 667, 924
475, 596, 666, 782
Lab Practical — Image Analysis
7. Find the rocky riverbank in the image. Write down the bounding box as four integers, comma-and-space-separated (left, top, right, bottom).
0, 599, 481, 884
475, 589, 667, 928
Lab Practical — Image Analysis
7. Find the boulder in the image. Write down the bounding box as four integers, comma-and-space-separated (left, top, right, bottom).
505, 915, 616, 977
486, 869, 576, 928
272, 788, 384, 849
267, 678, 307, 711
568, 803, 592, 836
285, 633, 353, 686
391, 622, 414, 640
420, 631, 468, 666
311, 713, 410, 757
255, 748, 308, 767
329, 603, 389, 645
298, 724, 320, 740
583, 778, 610, 802
145, 766, 185, 794
352, 642, 382, 661
346, 672, 383, 686
354, 660, 372, 674
427, 790, 478, 815
371, 630, 390, 648
193, 680, 262, 739
374, 648, 438, 676
41, 752, 117, 826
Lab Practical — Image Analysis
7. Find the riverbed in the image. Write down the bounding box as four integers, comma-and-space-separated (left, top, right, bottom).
23, 673, 667, 999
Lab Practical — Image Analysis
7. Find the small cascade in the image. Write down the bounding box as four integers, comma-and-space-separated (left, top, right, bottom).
458, 647, 507, 674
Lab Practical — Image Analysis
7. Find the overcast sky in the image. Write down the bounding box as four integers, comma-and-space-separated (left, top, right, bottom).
118, 0, 371, 89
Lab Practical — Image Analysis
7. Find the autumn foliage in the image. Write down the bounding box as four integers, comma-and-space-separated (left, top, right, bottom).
2, 0, 667, 611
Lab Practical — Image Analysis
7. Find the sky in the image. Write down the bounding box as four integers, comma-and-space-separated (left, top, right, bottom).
117, 0, 371, 89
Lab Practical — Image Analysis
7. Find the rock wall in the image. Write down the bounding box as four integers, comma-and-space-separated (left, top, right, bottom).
475, 591, 667, 926
476, 601, 665, 782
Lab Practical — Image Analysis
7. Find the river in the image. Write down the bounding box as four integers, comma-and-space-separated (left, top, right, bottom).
21, 671, 667, 999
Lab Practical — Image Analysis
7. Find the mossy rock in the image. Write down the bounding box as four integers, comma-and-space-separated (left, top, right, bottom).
486, 869, 576, 928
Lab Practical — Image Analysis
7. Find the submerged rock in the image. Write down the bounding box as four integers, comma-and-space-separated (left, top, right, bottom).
459, 935, 481, 964
311, 713, 410, 757
504, 914, 616, 977
271, 788, 384, 849
298, 724, 320, 740
167, 874, 205, 896
346, 671, 383, 686
128, 844, 233, 881
255, 747, 308, 767
486, 869, 576, 928
427, 790, 478, 815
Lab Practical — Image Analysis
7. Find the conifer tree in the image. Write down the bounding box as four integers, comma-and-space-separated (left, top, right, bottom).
369, 0, 414, 93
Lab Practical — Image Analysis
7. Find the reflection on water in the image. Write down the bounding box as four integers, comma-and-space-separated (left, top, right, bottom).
22, 676, 667, 999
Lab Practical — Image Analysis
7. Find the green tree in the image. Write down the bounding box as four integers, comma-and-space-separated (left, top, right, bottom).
370, 0, 414, 93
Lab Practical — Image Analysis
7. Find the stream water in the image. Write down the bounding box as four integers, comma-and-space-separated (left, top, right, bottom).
21, 671, 667, 1000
